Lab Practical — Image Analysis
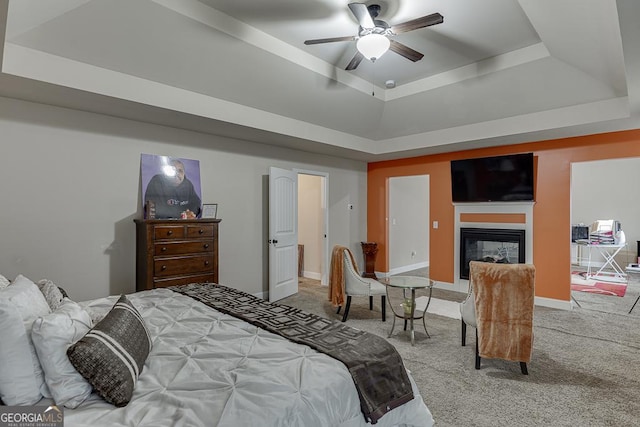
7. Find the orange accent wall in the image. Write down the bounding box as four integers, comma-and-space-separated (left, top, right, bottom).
368, 129, 640, 302
459, 213, 526, 224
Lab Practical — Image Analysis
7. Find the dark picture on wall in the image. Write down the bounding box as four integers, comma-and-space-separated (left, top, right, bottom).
141, 153, 202, 219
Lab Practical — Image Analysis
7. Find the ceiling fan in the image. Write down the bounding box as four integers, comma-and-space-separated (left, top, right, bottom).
304, 2, 443, 71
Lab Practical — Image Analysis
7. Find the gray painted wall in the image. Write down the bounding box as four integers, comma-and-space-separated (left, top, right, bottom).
0, 97, 367, 301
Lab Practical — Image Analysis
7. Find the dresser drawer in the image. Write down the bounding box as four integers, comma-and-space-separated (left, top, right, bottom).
153, 273, 216, 288
154, 254, 214, 277
186, 224, 215, 238
154, 240, 213, 256
154, 225, 185, 240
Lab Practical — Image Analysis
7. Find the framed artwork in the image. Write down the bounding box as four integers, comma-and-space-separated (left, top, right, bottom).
202, 204, 218, 219
141, 154, 202, 219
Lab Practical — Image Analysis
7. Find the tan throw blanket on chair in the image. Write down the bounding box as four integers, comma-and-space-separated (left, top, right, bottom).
329, 246, 358, 307
471, 261, 536, 363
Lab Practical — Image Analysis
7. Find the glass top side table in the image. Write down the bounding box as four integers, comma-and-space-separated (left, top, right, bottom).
382, 276, 435, 346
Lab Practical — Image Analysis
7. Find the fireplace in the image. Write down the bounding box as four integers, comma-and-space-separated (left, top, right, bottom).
459, 227, 526, 280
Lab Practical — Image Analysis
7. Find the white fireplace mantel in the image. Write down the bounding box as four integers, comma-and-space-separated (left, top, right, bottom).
454, 202, 534, 287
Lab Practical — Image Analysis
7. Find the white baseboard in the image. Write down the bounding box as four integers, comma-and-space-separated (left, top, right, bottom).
434, 280, 469, 294
382, 261, 429, 277
429, 280, 572, 310
303, 271, 322, 280
534, 296, 572, 310
263, 276, 573, 311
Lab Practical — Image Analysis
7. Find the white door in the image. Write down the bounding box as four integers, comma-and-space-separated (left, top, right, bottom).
269, 167, 298, 302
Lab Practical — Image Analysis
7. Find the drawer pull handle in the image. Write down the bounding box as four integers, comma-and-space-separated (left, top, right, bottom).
167, 230, 173, 236
204, 261, 210, 266
203, 244, 209, 249
161, 247, 167, 252
199, 229, 204, 234
161, 265, 167, 271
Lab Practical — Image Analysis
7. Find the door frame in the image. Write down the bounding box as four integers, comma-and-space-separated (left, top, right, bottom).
294, 168, 329, 286
387, 174, 430, 276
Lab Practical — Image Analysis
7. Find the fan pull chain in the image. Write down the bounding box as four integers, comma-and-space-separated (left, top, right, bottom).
371, 64, 376, 96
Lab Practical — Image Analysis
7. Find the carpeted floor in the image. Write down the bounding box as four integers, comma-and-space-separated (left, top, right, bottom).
571, 269, 640, 315
284, 277, 640, 427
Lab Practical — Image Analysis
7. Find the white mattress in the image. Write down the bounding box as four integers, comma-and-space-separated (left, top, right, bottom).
62, 288, 434, 427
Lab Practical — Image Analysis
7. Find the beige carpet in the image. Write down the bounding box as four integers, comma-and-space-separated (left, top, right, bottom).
283, 280, 640, 427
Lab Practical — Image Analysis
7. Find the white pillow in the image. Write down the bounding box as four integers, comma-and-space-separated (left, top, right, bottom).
32, 299, 93, 408
0, 275, 52, 399
2, 274, 52, 321
0, 299, 43, 405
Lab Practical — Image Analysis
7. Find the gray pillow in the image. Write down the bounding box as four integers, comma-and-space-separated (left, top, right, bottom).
37, 279, 65, 311
67, 295, 152, 407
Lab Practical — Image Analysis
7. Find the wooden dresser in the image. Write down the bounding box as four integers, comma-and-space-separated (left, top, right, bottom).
135, 219, 220, 292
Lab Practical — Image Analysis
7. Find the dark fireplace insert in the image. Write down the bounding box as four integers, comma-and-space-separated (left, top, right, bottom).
460, 227, 525, 280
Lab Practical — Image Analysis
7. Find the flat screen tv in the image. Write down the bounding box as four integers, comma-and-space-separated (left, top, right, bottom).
451, 153, 534, 202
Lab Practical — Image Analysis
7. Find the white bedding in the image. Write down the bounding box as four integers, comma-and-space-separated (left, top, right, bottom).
62, 288, 434, 427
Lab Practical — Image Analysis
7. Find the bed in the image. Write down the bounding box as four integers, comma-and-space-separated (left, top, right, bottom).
1, 276, 434, 427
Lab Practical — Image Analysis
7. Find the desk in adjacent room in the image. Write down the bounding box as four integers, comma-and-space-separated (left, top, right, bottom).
576, 242, 627, 283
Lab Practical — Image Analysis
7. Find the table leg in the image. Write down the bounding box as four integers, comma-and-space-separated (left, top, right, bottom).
387, 286, 396, 338
422, 285, 433, 339
629, 293, 640, 314
388, 315, 397, 338
571, 293, 582, 308
587, 245, 627, 282
410, 289, 416, 346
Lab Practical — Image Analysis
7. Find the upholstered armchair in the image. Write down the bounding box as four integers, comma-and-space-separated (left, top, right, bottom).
460, 261, 536, 374
329, 246, 386, 322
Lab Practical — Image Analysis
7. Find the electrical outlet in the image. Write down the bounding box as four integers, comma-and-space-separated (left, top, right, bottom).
347, 204, 353, 210
433, 221, 439, 229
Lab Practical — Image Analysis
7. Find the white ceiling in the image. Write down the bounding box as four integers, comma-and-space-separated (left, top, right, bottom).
1, 0, 639, 161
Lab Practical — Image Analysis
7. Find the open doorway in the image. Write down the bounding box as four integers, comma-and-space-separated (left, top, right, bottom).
297, 171, 328, 287
570, 158, 640, 315
388, 175, 430, 276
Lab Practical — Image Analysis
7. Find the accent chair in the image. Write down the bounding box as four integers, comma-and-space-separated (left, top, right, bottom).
460, 261, 535, 374
329, 246, 386, 322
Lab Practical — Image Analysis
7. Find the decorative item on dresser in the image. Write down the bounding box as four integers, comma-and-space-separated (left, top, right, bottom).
134, 219, 220, 291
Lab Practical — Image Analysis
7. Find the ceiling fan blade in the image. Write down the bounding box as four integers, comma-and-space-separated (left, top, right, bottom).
345, 51, 364, 71
389, 40, 424, 62
391, 12, 444, 34
348, 3, 375, 29
304, 36, 355, 45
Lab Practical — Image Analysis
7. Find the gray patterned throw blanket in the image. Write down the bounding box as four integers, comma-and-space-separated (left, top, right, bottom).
170, 283, 414, 424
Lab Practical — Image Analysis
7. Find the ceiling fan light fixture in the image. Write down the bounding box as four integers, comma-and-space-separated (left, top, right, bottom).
356, 33, 390, 61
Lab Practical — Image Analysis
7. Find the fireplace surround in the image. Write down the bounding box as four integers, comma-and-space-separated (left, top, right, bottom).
459, 227, 526, 279
453, 201, 534, 286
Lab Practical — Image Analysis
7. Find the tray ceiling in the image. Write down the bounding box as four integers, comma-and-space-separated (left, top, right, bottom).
1, 0, 639, 161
